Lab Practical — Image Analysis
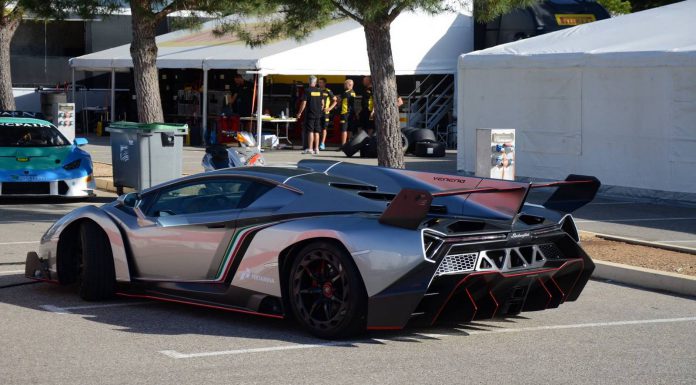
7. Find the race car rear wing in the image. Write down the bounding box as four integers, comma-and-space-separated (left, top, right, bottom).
379, 174, 600, 230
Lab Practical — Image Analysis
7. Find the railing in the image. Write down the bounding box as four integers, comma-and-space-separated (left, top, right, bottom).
405, 74, 454, 131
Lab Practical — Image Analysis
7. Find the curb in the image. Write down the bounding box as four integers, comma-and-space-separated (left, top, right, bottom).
592, 233, 696, 256
95, 177, 134, 194
592, 260, 696, 297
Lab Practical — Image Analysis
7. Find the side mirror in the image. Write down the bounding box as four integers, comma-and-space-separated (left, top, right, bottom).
74, 137, 88, 146
116, 192, 154, 226
116, 192, 140, 208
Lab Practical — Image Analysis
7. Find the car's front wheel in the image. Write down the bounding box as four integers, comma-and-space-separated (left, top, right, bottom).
288, 242, 367, 339
78, 221, 116, 301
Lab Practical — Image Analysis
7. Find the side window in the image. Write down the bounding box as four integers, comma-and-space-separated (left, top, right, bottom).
147, 178, 266, 217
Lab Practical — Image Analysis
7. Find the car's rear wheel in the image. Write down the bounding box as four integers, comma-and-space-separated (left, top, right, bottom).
78, 221, 116, 301
288, 242, 366, 339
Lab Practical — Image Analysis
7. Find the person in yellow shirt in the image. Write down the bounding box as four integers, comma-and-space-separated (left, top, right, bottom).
336, 79, 357, 148
317, 77, 337, 150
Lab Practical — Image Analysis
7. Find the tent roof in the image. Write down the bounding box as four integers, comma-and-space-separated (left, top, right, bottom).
72, 11, 473, 75
460, 0, 696, 69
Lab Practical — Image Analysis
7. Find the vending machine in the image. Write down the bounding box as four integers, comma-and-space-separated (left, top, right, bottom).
53, 103, 76, 143
475, 128, 515, 180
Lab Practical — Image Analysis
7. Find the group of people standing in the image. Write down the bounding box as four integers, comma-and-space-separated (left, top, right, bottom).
297, 75, 383, 154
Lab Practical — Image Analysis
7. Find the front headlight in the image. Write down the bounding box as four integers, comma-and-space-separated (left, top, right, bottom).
63, 159, 82, 170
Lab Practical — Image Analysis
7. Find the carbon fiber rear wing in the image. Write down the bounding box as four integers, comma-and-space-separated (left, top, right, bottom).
379, 174, 600, 230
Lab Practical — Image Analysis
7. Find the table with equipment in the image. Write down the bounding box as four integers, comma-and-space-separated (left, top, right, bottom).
240, 116, 296, 147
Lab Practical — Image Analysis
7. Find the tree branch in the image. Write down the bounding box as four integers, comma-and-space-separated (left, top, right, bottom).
154, 0, 197, 23
330, 0, 363, 24
387, 1, 407, 23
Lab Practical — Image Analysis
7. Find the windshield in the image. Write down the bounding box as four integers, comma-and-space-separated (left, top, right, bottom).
0, 122, 70, 147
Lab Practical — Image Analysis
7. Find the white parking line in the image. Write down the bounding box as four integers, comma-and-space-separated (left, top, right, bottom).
586, 202, 637, 205
0, 270, 24, 276
575, 217, 696, 223
460, 317, 696, 335
158, 316, 696, 359
40, 301, 151, 314
0, 241, 39, 245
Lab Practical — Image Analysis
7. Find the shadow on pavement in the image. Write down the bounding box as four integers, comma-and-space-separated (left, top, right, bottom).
0, 276, 528, 345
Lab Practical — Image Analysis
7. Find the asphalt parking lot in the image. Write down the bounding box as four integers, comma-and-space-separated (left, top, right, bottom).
1, 193, 695, 384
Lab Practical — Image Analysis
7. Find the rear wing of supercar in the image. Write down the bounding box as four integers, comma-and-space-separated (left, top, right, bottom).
379, 174, 600, 230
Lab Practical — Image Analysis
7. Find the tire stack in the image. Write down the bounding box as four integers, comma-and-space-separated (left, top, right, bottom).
341, 127, 445, 158
402, 127, 445, 158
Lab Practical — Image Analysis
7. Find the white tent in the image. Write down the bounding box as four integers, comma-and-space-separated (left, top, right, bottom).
457, 0, 696, 201
71, 10, 473, 147
71, 11, 473, 75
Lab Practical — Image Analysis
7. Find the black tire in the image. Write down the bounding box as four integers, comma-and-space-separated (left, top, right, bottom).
360, 136, 378, 158
411, 128, 437, 143
342, 130, 369, 158
414, 141, 446, 157
401, 127, 418, 153
400, 132, 409, 153
78, 222, 116, 301
288, 241, 367, 339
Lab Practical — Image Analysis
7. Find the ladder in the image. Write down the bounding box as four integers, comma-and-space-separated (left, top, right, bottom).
405, 74, 454, 132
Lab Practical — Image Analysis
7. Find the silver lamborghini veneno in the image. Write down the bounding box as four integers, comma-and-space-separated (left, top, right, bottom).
26, 160, 600, 339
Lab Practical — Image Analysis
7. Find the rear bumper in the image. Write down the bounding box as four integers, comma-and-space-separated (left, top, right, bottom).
413, 258, 591, 326
366, 231, 595, 330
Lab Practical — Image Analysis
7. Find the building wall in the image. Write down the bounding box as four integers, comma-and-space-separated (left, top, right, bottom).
457, 63, 696, 199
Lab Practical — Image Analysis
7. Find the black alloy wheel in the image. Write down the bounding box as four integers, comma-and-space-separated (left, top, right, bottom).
289, 242, 366, 339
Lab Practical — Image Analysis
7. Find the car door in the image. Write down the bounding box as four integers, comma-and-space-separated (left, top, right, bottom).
125, 177, 268, 281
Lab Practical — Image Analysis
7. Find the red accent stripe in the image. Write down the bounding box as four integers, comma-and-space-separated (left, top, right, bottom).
27, 276, 59, 284
115, 292, 284, 319
465, 288, 478, 320
219, 224, 272, 282
549, 276, 566, 301
537, 278, 553, 309
488, 289, 500, 318
430, 260, 583, 326
530, 180, 595, 189
366, 326, 403, 331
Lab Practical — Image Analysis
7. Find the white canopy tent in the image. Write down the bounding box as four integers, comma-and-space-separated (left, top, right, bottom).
457, 0, 696, 200
71, 10, 473, 147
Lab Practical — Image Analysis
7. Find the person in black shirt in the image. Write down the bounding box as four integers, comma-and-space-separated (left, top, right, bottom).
359, 76, 374, 135
336, 79, 357, 148
297, 76, 325, 154
228, 74, 253, 130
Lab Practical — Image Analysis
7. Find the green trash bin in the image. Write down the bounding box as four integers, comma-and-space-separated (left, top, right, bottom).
106, 122, 188, 194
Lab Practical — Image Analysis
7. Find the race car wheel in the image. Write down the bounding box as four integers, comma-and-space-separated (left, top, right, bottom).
342, 131, 370, 157
78, 221, 116, 301
289, 242, 367, 339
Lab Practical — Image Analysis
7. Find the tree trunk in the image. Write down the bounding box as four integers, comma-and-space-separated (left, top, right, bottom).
130, 5, 164, 123
0, 17, 20, 110
364, 20, 405, 169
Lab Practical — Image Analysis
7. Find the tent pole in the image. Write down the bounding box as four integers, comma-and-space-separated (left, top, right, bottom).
110, 69, 116, 122
202, 68, 208, 145
71, 68, 75, 104
255, 74, 264, 151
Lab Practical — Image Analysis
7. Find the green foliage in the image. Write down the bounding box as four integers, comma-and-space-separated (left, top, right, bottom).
630, 0, 679, 12
597, 0, 632, 15
1, 0, 115, 23
473, 0, 542, 22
